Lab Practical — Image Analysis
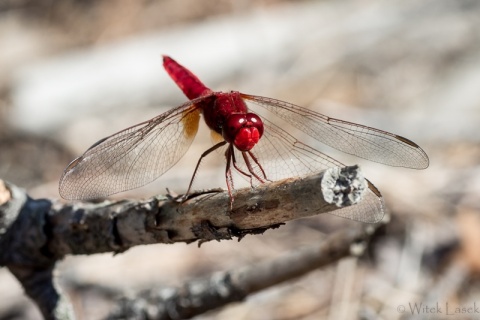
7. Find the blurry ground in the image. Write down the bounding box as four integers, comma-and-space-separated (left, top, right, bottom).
1, 0, 480, 319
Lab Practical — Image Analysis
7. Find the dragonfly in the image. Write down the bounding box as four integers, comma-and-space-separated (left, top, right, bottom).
59, 55, 429, 223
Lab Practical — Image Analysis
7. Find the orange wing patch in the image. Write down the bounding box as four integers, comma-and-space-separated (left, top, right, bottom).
182, 107, 201, 139
210, 129, 225, 144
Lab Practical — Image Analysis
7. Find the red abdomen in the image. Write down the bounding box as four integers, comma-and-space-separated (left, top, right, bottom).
163, 55, 263, 151
163, 56, 212, 100
163, 56, 247, 132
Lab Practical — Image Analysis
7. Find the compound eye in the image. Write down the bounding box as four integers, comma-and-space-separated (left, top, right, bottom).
222, 114, 246, 143
245, 113, 264, 137
222, 113, 265, 151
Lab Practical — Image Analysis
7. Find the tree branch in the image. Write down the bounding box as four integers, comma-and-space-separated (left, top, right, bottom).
107, 224, 375, 319
0, 165, 371, 320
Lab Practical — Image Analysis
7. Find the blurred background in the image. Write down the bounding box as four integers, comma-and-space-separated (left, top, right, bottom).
1, 0, 480, 319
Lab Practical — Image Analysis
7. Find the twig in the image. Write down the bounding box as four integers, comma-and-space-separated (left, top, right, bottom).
107, 225, 376, 320
0, 165, 371, 320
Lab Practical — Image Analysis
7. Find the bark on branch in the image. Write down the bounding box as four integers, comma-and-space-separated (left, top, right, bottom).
107, 225, 375, 319
0, 165, 374, 320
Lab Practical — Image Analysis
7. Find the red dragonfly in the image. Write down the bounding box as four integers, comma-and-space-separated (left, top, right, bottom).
59, 55, 429, 223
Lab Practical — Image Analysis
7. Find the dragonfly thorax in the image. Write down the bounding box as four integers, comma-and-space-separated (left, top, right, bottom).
222, 113, 264, 151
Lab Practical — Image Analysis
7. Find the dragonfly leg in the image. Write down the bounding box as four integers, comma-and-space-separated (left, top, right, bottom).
230, 150, 254, 186
248, 151, 271, 183
242, 152, 265, 187
224, 145, 235, 208
184, 141, 227, 200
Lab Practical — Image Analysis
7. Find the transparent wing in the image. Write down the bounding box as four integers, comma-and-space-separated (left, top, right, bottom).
230, 119, 385, 223
59, 100, 202, 200
241, 94, 429, 170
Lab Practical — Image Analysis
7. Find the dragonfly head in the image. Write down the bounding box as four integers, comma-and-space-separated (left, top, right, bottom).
223, 113, 264, 151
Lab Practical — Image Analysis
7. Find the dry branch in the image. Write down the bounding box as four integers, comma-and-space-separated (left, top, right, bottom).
107, 225, 375, 320
0, 165, 374, 320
